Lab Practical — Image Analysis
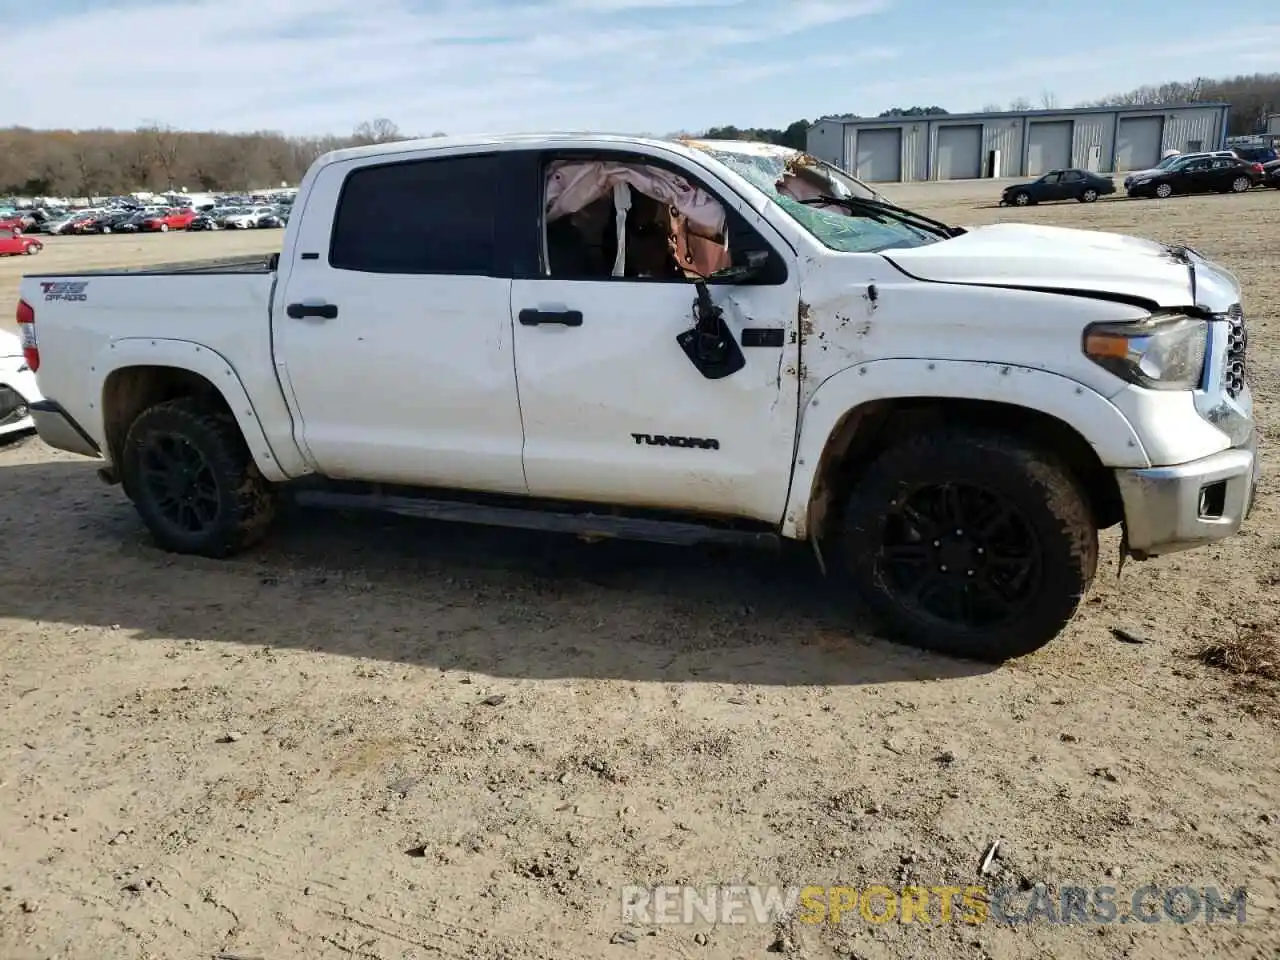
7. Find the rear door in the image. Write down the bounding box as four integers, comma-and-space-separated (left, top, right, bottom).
273, 149, 528, 494
1210, 157, 1240, 189
507, 146, 803, 524
1059, 169, 1085, 199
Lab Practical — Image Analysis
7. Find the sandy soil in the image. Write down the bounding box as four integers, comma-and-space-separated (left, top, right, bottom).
1, 185, 1277, 960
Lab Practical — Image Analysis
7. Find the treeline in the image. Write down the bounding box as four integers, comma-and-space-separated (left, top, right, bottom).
1079, 72, 1280, 135
5, 73, 1277, 198
0, 118, 428, 199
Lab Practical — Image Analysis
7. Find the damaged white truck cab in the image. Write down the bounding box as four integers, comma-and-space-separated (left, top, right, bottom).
18, 134, 1260, 662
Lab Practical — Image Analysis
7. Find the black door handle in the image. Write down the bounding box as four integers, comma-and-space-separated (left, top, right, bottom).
286, 302, 338, 320
519, 308, 582, 327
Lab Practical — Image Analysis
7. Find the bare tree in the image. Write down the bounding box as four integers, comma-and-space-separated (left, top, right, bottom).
980, 103, 1003, 113
140, 122, 186, 190
1008, 96, 1032, 111
351, 118, 404, 145
1039, 90, 1060, 109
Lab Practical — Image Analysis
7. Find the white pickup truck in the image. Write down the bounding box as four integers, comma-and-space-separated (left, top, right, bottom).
17, 134, 1260, 662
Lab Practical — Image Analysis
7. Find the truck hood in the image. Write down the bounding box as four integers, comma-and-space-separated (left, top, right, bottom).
881, 222, 1240, 312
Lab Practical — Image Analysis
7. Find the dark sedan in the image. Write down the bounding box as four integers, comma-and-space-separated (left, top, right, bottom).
1126, 154, 1261, 198
1262, 159, 1280, 188
1000, 169, 1115, 206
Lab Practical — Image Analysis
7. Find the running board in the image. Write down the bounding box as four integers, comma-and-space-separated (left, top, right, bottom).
291, 490, 781, 549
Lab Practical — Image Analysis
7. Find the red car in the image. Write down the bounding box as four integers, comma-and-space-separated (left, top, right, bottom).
0, 229, 42, 256
0, 215, 26, 234
140, 208, 197, 232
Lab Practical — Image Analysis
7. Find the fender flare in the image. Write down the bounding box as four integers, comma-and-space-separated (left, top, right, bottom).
89, 338, 292, 482
780, 359, 1152, 540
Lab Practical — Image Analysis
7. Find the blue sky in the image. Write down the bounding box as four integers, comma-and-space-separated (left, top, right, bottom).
3, 0, 1277, 136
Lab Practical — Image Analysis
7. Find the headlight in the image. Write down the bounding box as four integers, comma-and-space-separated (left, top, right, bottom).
1135, 178, 1151, 185
1083, 313, 1207, 390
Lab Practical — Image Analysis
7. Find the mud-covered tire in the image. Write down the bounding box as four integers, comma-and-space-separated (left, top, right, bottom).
121, 397, 276, 557
837, 430, 1097, 662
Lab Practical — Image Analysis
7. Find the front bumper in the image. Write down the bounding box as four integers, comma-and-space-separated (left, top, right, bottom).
29, 400, 101, 459
1116, 433, 1260, 559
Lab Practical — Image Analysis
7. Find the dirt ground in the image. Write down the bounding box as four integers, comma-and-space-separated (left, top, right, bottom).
1, 183, 1277, 960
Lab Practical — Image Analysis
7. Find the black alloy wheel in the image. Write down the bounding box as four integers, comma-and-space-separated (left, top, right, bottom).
879, 481, 1041, 631
138, 431, 222, 536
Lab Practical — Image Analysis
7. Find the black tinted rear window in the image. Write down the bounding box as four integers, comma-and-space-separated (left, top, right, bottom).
330, 153, 501, 275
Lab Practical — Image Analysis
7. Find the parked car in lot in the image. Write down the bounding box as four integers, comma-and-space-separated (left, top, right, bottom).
187, 211, 221, 231
1001, 169, 1116, 206
140, 208, 197, 232
0, 329, 43, 438
221, 206, 279, 229
1126, 154, 1262, 198
1122, 151, 1235, 191
1262, 159, 1280, 188
82, 210, 137, 234
1231, 145, 1278, 165
17, 133, 1260, 663
0, 229, 42, 256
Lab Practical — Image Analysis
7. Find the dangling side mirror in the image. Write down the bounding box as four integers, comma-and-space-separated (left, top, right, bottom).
676, 279, 746, 380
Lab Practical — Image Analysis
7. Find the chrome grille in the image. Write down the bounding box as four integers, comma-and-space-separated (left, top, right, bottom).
1225, 303, 1247, 399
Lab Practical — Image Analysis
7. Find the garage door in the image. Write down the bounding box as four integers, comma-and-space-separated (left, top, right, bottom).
1026, 121, 1072, 175
935, 125, 983, 179
855, 128, 902, 182
1115, 116, 1164, 171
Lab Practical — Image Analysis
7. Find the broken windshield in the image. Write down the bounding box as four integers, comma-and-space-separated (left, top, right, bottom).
687, 142, 944, 254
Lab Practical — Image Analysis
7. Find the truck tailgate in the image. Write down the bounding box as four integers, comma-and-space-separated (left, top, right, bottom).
19, 259, 279, 456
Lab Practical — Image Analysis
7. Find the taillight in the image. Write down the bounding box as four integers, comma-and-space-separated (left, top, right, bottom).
16, 299, 38, 372
1252, 163, 1263, 174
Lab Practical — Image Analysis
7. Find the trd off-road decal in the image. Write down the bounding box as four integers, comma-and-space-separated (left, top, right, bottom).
631, 433, 720, 450
40, 281, 89, 302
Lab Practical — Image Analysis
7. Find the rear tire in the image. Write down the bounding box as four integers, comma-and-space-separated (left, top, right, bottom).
121, 397, 276, 558
1080, 188, 1099, 202
1231, 176, 1251, 193
836, 429, 1097, 662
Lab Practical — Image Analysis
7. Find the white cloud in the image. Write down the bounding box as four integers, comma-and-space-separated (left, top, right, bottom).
3, 2, 1277, 137
0, 0, 893, 135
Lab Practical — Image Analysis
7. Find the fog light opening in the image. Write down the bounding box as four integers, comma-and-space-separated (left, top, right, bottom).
1198, 480, 1227, 519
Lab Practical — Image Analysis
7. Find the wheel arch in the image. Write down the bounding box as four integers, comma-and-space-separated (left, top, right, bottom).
782, 360, 1148, 542
96, 340, 289, 484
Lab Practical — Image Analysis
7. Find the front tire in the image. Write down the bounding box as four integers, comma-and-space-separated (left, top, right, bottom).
837, 430, 1097, 662
1080, 188, 1099, 202
1155, 182, 1173, 198
1011, 191, 1031, 206
121, 397, 277, 558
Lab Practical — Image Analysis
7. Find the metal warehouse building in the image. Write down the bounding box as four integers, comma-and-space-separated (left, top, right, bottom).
806, 103, 1230, 183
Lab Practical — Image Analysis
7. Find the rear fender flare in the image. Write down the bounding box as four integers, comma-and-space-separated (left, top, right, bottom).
781, 359, 1152, 540
89, 337, 292, 482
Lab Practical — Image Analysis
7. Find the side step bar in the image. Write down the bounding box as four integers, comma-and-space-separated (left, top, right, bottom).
291, 490, 781, 549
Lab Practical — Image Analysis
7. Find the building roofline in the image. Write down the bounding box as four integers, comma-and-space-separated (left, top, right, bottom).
813, 102, 1231, 126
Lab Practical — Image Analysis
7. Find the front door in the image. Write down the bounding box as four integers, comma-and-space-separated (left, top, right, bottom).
1037, 172, 1064, 201
1178, 157, 1213, 193
509, 148, 803, 524
273, 149, 528, 495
